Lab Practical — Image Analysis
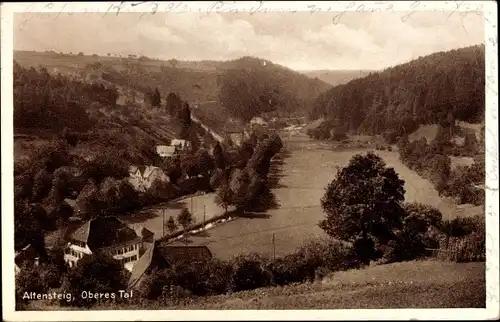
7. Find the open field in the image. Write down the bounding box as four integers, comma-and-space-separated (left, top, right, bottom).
408, 124, 440, 143
126, 133, 470, 261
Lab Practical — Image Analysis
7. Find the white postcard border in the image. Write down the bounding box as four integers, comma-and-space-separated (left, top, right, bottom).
1, 1, 498, 321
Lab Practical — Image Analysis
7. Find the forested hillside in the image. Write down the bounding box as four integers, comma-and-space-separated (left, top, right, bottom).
13, 61, 207, 166
14, 51, 330, 126
218, 57, 329, 121
310, 44, 485, 138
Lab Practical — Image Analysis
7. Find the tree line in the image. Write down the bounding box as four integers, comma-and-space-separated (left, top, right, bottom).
397, 125, 485, 206
14, 61, 119, 132
309, 45, 485, 139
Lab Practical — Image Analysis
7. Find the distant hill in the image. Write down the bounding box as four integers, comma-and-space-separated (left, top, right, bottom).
302, 69, 375, 86
217, 56, 331, 122
309, 44, 485, 137
13, 51, 331, 126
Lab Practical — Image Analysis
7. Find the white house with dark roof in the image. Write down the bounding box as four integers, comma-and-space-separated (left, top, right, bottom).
63, 216, 154, 272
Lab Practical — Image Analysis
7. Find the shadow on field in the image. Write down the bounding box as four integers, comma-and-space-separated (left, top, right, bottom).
239, 212, 272, 219
165, 200, 188, 210
267, 173, 287, 189
122, 209, 158, 223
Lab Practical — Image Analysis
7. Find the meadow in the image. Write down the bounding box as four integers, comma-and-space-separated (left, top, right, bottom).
126, 133, 473, 261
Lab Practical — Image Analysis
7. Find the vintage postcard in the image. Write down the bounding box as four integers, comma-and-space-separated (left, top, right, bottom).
1, 1, 498, 321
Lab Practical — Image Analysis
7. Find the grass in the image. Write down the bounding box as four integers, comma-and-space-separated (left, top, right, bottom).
408, 124, 440, 143
28, 260, 484, 310
171, 134, 471, 261
168, 260, 486, 309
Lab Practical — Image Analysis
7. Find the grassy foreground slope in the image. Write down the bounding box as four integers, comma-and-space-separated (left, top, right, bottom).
27, 260, 484, 310
169, 260, 485, 309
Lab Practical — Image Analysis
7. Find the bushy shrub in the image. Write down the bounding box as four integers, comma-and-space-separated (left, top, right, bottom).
383, 130, 400, 144
59, 253, 129, 307
440, 215, 484, 237
442, 167, 483, 205
433, 215, 485, 262
229, 253, 272, 292
331, 129, 347, 141
437, 233, 485, 262
140, 258, 233, 300
266, 238, 360, 285
380, 203, 443, 263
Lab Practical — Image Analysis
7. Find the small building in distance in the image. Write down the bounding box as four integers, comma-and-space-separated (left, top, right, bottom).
128, 242, 212, 290
63, 216, 154, 272
15, 244, 39, 276
156, 145, 177, 158
170, 139, 192, 151
224, 125, 248, 147
128, 165, 170, 192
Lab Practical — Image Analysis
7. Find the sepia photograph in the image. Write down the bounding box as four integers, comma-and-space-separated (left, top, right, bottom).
1, 1, 498, 320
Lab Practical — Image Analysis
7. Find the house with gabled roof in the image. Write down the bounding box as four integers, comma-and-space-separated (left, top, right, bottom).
128, 165, 170, 192
128, 242, 212, 289
63, 216, 154, 272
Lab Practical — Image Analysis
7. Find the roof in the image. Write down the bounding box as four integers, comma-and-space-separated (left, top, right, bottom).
156, 145, 176, 156
66, 216, 142, 251
129, 165, 166, 179
127, 242, 212, 289
128, 242, 155, 289
129, 165, 146, 175
134, 225, 155, 242
70, 220, 91, 243
142, 166, 164, 179
250, 116, 267, 124
157, 244, 212, 265
64, 198, 77, 210
15, 244, 38, 267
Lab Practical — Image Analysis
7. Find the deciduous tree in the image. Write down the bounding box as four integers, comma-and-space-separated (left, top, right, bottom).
320, 152, 406, 263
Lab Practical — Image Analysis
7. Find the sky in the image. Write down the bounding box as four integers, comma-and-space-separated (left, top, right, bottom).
13, 10, 484, 71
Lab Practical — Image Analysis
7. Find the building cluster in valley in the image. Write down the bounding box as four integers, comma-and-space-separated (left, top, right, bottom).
14, 115, 277, 288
